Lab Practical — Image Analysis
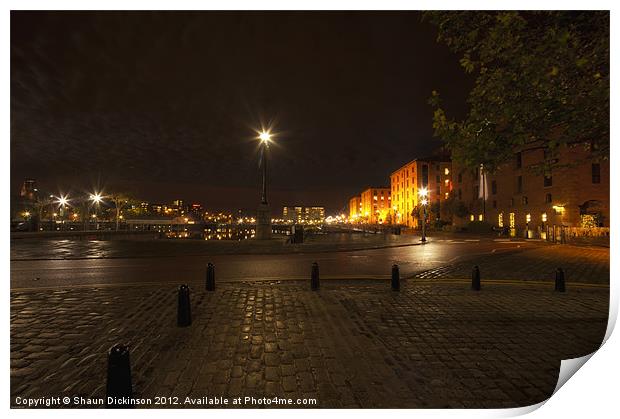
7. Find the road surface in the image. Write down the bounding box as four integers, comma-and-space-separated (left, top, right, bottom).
10, 237, 539, 290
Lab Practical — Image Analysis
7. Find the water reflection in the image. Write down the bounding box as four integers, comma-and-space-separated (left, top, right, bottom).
165, 227, 293, 240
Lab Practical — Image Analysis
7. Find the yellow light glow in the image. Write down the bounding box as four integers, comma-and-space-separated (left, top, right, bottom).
542, 213, 547, 222
57, 195, 69, 206
23, 211, 30, 217
444, 168, 450, 175
526, 213, 531, 223
418, 187, 428, 198
421, 199, 428, 206
90, 193, 103, 204
259, 131, 271, 143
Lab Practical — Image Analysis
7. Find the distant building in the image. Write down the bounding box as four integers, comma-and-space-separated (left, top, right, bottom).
189, 203, 204, 217
304, 207, 325, 223
390, 157, 452, 227
172, 199, 185, 214
150, 203, 165, 215
349, 196, 362, 220
282, 206, 325, 224
13, 178, 39, 222
453, 142, 609, 237
283, 206, 302, 223
19, 179, 37, 202
358, 187, 391, 224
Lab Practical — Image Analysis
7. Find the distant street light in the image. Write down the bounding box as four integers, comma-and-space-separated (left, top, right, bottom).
90, 193, 103, 204
419, 187, 429, 243
89, 192, 103, 230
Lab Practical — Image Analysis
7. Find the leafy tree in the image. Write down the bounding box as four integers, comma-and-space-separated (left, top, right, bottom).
109, 193, 132, 231
444, 196, 469, 219
426, 11, 609, 172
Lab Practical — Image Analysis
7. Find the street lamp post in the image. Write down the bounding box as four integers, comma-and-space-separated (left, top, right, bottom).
89, 192, 103, 231
256, 131, 272, 240
259, 131, 270, 205
419, 187, 428, 243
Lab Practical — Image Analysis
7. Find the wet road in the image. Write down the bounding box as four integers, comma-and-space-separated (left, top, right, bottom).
10, 238, 540, 290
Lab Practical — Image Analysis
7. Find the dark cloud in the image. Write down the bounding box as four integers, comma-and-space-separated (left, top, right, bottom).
11, 11, 472, 212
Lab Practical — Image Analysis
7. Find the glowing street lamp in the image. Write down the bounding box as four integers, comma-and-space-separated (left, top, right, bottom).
259, 131, 271, 145
57, 195, 69, 208
257, 131, 272, 204
89, 193, 103, 204
89, 192, 103, 230
418, 187, 429, 242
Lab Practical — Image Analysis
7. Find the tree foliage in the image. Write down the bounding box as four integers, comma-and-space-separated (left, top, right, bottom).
426, 11, 609, 172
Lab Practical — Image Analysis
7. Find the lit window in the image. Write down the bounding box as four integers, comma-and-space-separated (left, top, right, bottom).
470, 214, 474, 222
526, 213, 531, 223
478, 214, 483, 221
498, 213, 504, 227
542, 213, 547, 222
509, 213, 515, 228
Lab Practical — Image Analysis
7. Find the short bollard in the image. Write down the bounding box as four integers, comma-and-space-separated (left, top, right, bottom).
206, 262, 215, 291
471, 265, 481, 291
106, 344, 133, 408
391, 264, 400, 291
555, 268, 566, 292
311, 262, 320, 290
177, 284, 192, 327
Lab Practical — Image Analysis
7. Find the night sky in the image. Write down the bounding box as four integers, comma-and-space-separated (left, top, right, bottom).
11, 11, 471, 212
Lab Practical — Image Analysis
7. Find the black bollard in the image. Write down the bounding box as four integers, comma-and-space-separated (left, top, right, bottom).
471, 265, 481, 291
311, 262, 320, 290
106, 344, 133, 408
177, 284, 192, 327
391, 264, 400, 291
555, 268, 566, 292
206, 263, 215, 291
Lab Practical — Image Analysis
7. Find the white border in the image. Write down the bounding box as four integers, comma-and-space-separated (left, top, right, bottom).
3, 1, 617, 419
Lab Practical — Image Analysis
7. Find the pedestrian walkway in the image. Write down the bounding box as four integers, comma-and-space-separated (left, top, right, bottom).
415, 245, 609, 284
11, 278, 608, 408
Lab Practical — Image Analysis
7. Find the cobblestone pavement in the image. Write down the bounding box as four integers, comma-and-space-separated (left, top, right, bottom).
414, 245, 609, 284
11, 278, 608, 409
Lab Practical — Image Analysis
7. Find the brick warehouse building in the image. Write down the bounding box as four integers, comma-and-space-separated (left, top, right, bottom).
452, 142, 609, 238
349, 187, 391, 224
390, 157, 452, 227
348, 195, 362, 220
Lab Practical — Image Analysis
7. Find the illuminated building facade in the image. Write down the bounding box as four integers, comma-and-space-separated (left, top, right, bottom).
282, 206, 325, 224
359, 187, 391, 224
304, 207, 325, 223
453, 142, 609, 237
349, 196, 362, 220
390, 158, 452, 227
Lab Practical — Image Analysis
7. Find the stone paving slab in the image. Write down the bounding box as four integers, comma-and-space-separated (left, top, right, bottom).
10, 278, 608, 409
414, 245, 609, 284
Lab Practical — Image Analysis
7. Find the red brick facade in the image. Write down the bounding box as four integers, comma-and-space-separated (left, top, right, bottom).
452, 143, 609, 237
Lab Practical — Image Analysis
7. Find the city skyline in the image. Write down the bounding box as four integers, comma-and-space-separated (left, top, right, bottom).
11, 11, 472, 210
